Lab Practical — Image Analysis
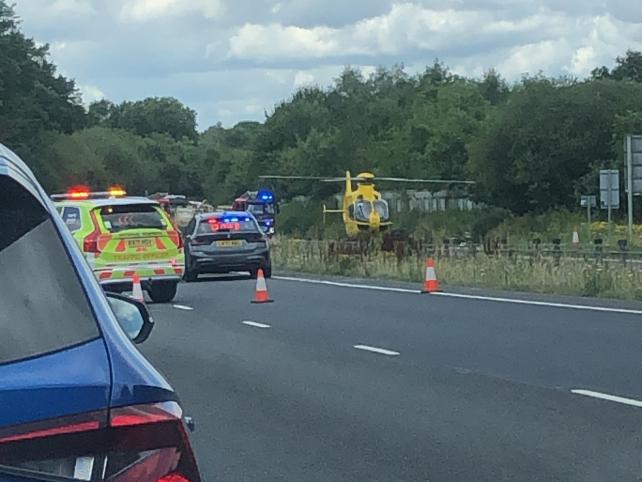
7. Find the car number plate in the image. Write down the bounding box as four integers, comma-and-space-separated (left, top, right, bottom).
216, 240, 242, 248
127, 239, 153, 248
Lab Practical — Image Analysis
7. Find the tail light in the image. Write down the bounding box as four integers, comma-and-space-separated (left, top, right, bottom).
168, 230, 183, 250
0, 402, 200, 482
83, 210, 103, 254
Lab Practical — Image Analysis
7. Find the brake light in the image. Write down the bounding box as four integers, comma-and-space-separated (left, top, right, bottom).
0, 402, 200, 482
158, 474, 191, 482
167, 229, 183, 249
83, 210, 102, 253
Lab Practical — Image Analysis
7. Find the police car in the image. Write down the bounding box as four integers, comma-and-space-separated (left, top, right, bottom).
184, 211, 271, 281
54, 186, 184, 302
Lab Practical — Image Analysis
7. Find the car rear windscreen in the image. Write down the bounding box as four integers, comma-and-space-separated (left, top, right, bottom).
0, 177, 99, 364
99, 204, 167, 232
196, 217, 259, 235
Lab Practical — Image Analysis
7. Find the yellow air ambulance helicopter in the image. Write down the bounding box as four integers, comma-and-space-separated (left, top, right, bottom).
260, 171, 474, 238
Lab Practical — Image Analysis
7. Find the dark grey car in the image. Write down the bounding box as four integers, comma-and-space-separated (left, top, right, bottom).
184, 211, 271, 281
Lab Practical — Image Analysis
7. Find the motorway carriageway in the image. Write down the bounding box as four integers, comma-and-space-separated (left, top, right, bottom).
141, 274, 642, 481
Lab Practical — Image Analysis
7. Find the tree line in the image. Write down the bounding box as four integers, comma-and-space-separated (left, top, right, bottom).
2, 0, 642, 215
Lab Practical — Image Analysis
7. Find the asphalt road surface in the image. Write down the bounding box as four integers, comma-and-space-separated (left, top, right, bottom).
142, 274, 642, 482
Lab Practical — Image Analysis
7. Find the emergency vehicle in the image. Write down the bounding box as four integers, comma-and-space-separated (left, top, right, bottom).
232, 189, 278, 235
53, 186, 184, 302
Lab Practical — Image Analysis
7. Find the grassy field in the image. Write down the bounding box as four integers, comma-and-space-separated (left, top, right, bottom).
271, 237, 642, 300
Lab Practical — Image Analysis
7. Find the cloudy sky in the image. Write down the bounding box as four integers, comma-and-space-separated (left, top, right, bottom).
13, 0, 642, 129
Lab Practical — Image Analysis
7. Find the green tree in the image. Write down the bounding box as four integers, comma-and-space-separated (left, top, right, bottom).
108, 97, 198, 141
0, 1, 85, 153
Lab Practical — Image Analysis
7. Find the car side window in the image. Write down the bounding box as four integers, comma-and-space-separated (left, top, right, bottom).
61, 206, 83, 233
0, 177, 99, 365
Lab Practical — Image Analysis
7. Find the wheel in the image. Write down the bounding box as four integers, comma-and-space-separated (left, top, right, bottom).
148, 280, 178, 303
263, 262, 272, 278
251, 262, 272, 279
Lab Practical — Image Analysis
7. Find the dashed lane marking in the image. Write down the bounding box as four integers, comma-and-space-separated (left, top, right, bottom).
353, 344, 400, 356
242, 320, 271, 329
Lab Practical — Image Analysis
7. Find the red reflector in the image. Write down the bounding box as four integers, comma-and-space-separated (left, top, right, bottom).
99, 271, 112, 280
0, 420, 100, 444
157, 474, 191, 482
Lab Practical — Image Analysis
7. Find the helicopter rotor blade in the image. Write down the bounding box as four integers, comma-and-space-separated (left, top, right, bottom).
259, 175, 360, 183
258, 175, 329, 180
374, 177, 476, 184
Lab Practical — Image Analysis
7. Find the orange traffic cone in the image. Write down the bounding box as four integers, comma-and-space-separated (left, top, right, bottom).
132, 274, 145, 303
422, 258, 441, 293
251, 269, 274, 304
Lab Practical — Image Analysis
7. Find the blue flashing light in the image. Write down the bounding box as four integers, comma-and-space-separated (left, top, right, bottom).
257, 190, 274, 202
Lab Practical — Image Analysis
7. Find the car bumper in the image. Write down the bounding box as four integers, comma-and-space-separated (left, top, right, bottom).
189, 250, 269, 273
95, 263, 184, 285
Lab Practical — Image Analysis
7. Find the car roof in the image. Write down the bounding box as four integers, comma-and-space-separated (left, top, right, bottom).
56, 196, 159, 208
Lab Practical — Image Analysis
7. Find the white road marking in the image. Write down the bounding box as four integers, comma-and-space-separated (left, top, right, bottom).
353, 344, 400, 356
431, 292, 642, 315
274, 276, 642, 315
173, 304, 194, 311
275, 276, 419, 294
571, 389, 642, 408
242, 320, 271, 329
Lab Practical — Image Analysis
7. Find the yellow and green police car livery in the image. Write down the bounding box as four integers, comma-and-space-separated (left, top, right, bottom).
54, 189, 184, 303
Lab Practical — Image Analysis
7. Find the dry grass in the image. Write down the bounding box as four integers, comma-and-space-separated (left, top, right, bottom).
272, 238, 642, 300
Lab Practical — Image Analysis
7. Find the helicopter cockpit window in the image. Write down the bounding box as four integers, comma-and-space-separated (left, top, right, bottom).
354, 201, 372, 221
374, 200, 389, 221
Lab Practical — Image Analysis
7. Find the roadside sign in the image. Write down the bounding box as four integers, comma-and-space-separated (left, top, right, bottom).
580, 195, 596, 208
599, 169, 619, 209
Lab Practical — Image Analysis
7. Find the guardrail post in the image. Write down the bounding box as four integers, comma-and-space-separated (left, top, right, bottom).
617, 239, 629, 266
593, 238, 603, 263
552, 238, 561, 267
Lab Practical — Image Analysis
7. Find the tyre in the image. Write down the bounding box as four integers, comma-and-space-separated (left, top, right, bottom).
263, 261, 272, 278
148, 280, 178, 303
251, 262, 272, 279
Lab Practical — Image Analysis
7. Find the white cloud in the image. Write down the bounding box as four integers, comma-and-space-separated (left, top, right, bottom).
293, 71, 315, 88
569, 46, 597, 76
78, 83, 105, 105
228, 23, 356, 60
120, 0, 225, 22
13, 0, 642, 128
226, 3, 578, 62
498, 39, 571, 79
